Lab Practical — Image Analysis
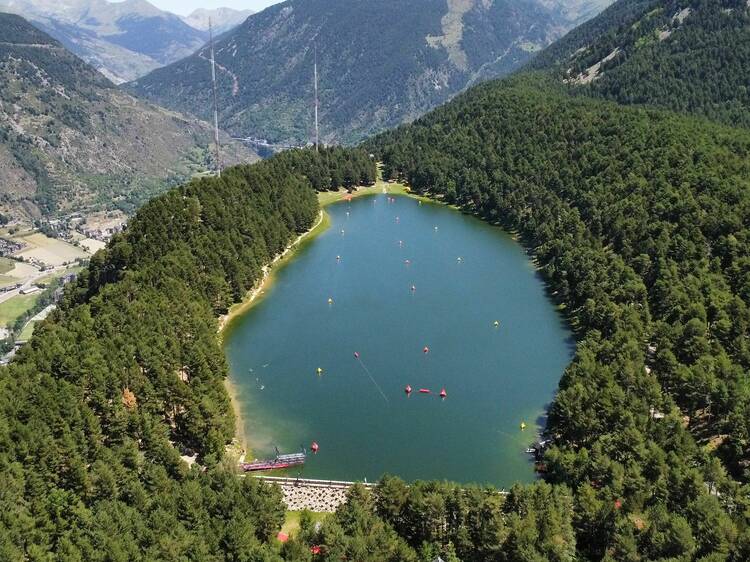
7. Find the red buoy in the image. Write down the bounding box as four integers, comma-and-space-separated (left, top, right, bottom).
405, 385, 412, 395
354, 352, 360, 359
439, 388, 447, 399
423, 346, 429, 354
311, 441, 319, 454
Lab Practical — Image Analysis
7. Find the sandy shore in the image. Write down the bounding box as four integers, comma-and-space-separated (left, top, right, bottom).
218, 209, 326, 333
220, 209, 327, 449
218, 181, 414, 451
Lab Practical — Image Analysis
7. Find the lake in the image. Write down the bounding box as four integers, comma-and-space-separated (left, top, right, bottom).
223, 193, 573, 486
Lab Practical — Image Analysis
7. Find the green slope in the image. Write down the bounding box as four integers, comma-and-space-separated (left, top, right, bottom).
528, 0, 750, 127
0, 148, 375, 559
364, 78, 750, 558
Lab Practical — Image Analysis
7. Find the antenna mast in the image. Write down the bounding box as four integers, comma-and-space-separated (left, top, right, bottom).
313, 44, 319, 151
209, 18, 222, 176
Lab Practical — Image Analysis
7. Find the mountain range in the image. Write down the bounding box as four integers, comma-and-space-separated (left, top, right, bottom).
0, 12, 255, 220
0, 0, 253, 83
128, 0, 615, 146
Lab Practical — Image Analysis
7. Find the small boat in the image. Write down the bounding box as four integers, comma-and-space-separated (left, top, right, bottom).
525, 447, 536, 454
419, 388, 431, 394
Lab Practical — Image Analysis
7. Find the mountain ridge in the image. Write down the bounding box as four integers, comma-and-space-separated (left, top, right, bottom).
181, 7, 254, 34
0, 0, 253, 83
0, 12, 255, 220
128, 0, 614, 146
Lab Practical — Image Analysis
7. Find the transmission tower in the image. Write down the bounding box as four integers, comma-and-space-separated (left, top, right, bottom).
209, 18, 222, 176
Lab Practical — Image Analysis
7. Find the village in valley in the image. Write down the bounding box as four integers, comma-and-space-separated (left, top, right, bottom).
0, 210, 126, 362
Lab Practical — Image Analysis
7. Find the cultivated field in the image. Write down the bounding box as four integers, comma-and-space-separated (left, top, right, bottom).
0, 260, 41, 288
78, 238, 106, 253
15, 232, 88, 267
0, 293, 40, 327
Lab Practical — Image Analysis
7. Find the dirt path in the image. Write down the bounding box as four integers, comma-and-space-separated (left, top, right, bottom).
198, 51, 240, 96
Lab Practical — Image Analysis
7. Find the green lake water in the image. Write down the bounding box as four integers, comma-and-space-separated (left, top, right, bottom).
224, 194, 573, 486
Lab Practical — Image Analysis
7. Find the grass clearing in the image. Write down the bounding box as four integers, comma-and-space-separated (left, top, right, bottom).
317, 180, 411, 207
18, 321, 36, 341
0, 293, 40, 327
281, 511, 328, 537
0, 257, 15, 274
0, 274, 18, 288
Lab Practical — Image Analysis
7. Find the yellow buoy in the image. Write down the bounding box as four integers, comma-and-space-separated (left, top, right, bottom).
494, 320, 500, 328
520, 422, 527, 430
328, 297, 334, 305
316, 367, 323, 375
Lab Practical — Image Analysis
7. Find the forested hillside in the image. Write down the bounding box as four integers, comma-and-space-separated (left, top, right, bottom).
129, 0, 612, 146
0, 148, 378, 559
3, 89, 748, 559
358, 81, 750, 559
529, 0, 750, 127
0, 13, 254, 220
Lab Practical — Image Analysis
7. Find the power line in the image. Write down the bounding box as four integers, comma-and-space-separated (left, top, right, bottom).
313, 43, 319, 151
209, 18, 222, 177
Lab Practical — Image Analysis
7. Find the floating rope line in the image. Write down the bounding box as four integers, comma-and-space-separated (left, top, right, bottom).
355, 355, 389, 403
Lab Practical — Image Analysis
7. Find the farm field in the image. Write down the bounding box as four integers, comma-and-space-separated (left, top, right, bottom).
79, 238, 106, 253
0, 293, 40, 327
14, 232, 88, 267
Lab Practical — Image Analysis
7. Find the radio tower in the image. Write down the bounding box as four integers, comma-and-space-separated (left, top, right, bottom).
313, 44, 319, 151
209, 18, 222, 176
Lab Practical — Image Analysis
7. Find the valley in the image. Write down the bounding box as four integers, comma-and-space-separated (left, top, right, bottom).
1, 0, 750, 560
129, 0, 616, 145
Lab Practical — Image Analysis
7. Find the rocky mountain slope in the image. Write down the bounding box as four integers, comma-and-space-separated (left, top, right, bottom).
0, 12, 255, 220
0, 0, 240, 83
528, 0, 750, 127
129, 0, 613, 146
181, 7, 253, 35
